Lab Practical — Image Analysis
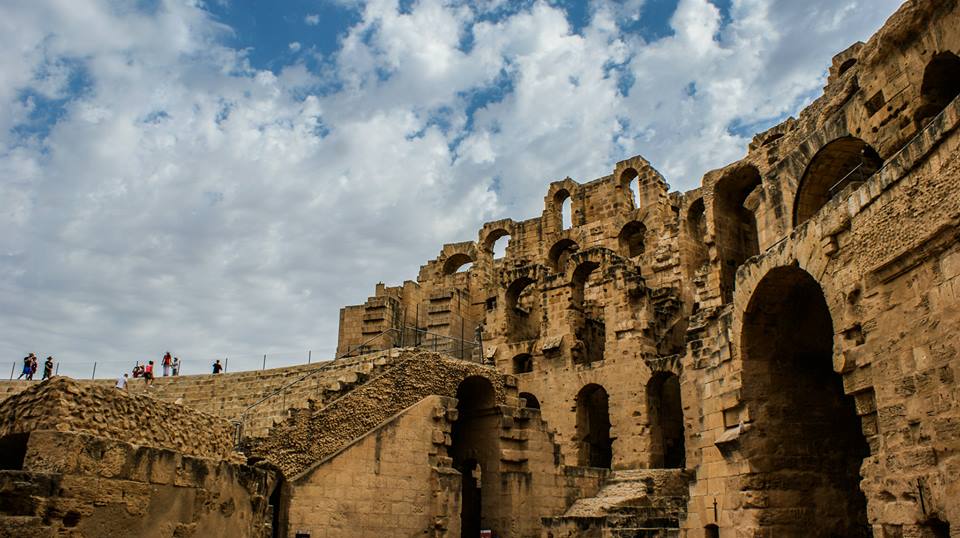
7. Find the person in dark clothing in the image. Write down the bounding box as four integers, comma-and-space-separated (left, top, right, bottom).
212, 359, 223, 374
42, 357, 54, 380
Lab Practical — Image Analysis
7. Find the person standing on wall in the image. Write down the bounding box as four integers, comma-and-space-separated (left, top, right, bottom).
162, 351, 172, 377
17, 354, 33, 380
143, 360, 155, 387
28, 355, 37, 380
172, 356, 181, 376
42, 356, 54, 380
212, 359, 223, 374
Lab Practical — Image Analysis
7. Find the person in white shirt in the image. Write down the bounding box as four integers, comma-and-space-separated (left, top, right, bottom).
116, 373, 128, 390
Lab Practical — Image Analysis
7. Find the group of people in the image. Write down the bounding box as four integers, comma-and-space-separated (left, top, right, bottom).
116, 353, 226, 390
17, 353, 54, 381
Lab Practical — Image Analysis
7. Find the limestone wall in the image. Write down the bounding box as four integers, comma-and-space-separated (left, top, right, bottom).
0, 377, 236, 461
0, 430, 274, 538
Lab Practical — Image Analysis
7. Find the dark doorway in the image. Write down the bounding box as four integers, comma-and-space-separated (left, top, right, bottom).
576, 384, 613, 468
450, 376, 498, 536
647, 373, 685, 469
269, 478, 286, 538
740, 266, 871, 537
704, 524, 720, 538
519, 392, 540, 409
570, 261, 605, 364
915, 51, 960, 128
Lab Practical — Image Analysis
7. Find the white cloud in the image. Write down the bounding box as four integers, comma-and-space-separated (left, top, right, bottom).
0, 0, 906, 373
304, 13, 320, 25
289, 41, 302, 52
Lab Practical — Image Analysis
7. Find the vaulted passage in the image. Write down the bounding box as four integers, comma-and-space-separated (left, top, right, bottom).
576, 384, 612, 468
505, 277, 539, 342
450, 376, 499, 536
570, 262, 605, 364
914, 51, 960, 128
794, 136, 882, 226
647, 373, 685, 469
740, 267, 870, 537
714, 166, 761, 303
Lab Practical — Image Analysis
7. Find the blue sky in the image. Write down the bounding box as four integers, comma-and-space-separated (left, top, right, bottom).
0, 0, 905, 375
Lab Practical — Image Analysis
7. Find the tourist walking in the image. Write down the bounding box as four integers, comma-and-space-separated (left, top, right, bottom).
162, 352, 172, 377
212, 359, 223, 374
42, 357, 54, 380
143, 360, 155, 387
172, 356, 181, 376
28, 355, 37, 380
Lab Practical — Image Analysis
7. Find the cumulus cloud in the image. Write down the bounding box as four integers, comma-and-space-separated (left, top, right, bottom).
0, 0, 905, 373
304, 13, 320, 25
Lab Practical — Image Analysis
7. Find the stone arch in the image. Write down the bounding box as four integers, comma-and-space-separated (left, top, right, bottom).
686, 197, 708, 273
793, 136, 882, 227
481, 226, 512, 259
519, 392, 540, 409
548, 238, 579, 272
713, 165, 762, 303
617, 221, 647, 259
914, 51, 960, 128
570, 258, 605, 365
557, 190, 572, 230
511, 353, 533, 374
646, 371, 685, 469
442, 253, 475, 275
736, 265, 870, 537
503, 272, 540, 342
450, 375, 499, 536
620, 166, 640, 209
575, 383, 612, 468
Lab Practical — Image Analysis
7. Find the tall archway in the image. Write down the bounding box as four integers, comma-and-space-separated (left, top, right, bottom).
618, 221, 646, 259
714, 166, 761, 303
450, 376, 499, 536
442, 253, 475, 276
575, 384, 612, 468
686, 198, 708, 274
914, 51, 960, 128
505, 277, 539, 342
570, 261, 605, 364
548, 239, 578, 272
740, 266, 870, 537
519, 392, 541, 409
555, 189, 573, 230
794, 137, 882, 227
484, 229, 511, 259
647, 372, 685, 469
621, 167, 640, 209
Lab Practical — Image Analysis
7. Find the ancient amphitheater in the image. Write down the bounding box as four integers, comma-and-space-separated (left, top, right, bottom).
1, 1, 959, 536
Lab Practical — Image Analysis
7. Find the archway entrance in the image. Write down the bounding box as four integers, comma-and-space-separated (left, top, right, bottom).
915, 51, 960, 128
714, 166, 761, 302
793, 137, 882, 226
450, 376, 498, 536
576, 384, 612, 468
740, 267, 870, 537
647, 372, 685, 469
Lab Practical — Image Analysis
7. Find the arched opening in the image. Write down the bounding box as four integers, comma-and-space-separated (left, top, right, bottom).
740, 266, 870, 537
556, 190, 573, 230
575, 384, 612, 468
647, 372, 685, 469
838, 57, 857, 76
548, 239, 578, 272
794, 137, 882, 227
686, 198, 708, 274
511, 353, 533, 374
704, 524, 720, 538
570, 261, 605, 365
268, 478, 287, 538
450, 376, 498, 536
519, 392, 541, 409
484, 229, 511, 260
714, 166, 761, 303
617, 221, 646, 259
442, 253, 475, 276
505, 277, 539, 342
920, 517, 951, 538
621, 167, 640, 209
914, 51, 960, 128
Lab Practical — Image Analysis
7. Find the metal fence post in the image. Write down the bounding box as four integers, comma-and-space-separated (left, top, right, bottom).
225, 357, 229, 372
9, 362, 14, 380
308, 350, 312, 364
91, 362, 97, 380
55, 362, 59, 376
262, 354, 267, 370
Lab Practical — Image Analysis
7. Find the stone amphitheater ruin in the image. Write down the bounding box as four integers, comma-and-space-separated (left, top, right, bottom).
2, 1, 959, 536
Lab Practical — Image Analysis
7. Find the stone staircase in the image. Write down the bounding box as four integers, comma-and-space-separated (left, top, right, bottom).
542, 469, 692, 538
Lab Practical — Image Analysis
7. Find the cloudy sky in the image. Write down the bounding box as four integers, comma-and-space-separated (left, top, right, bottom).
1, 0, 904, 376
